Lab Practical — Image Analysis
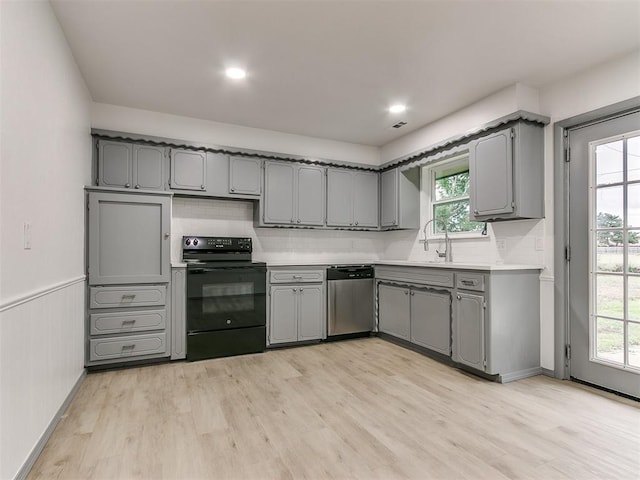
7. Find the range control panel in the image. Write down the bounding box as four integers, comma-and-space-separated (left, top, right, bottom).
182, 236, 252, 252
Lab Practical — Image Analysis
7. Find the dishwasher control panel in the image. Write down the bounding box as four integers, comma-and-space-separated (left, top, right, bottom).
327, 266, 374, 281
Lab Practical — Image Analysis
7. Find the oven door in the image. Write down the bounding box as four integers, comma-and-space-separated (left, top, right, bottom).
186, 265, 266, 333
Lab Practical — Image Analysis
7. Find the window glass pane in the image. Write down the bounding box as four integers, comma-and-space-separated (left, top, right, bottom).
629, 232, 640, 274
628, 321, 640, 367
628, 184, 640, 228
596, 186, 624, 228
595, 317, 624, 364
628, 135, 640, 182
433, 200, 484, 233
629, 275, 640, 321
595, 274, 624, 319
435, 170, 469, 202
596, 242, 623, 272
595, 140, 623, 185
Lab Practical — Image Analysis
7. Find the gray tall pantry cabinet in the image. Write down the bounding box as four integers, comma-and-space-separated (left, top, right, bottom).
85, 188, 172, 367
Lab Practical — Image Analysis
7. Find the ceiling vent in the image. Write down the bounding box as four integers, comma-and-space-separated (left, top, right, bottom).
391, 121, 407, 129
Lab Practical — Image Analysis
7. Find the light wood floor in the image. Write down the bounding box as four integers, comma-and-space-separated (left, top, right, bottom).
28, 338, 639, 480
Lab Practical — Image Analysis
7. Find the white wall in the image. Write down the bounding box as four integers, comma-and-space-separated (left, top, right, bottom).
92, 103, 380, 166
0, 1, 91, 478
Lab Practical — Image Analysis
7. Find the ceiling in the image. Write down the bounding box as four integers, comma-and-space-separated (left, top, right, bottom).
51, 1, 640, 147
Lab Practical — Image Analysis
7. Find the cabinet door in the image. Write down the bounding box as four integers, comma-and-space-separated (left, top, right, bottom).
133, 145, 165, 190
380, 169, 398, 227
326, 169, 353, 226
263, 162, 295, 224
454, 292, 485, 370
410, 289, 451, 356
469, 128, 514, 218
378, 284, 410, 340
98, 140, 132, 188
298, 285, 324, 341
297, 165, 325, 226
269, 286, 298, 344
229, 156, 261, 196
206, 152, 230, 196
170, 149, 206, 191
354, 171, 379, 228
88, 192, 171, 285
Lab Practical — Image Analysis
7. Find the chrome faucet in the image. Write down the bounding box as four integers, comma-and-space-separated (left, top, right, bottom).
436, 225, 452, 262
422, 219, 435, 251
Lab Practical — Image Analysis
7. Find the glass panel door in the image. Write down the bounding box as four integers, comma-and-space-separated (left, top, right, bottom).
591, 134, 640, 371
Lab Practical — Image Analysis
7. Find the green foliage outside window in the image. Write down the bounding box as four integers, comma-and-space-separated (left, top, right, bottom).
432, 170, 484, 234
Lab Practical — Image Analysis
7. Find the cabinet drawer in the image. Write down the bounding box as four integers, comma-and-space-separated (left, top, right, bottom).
90, 308, 166, 335
89, 333, 167, 361
456, 273, 485, 292
270, 269, 325, 284
89, 285, 167, 309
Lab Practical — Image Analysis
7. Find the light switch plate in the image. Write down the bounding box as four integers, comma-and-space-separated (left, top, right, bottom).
24, 222, 32, 249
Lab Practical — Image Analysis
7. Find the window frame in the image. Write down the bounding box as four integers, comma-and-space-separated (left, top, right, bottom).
421, 152, 487, 240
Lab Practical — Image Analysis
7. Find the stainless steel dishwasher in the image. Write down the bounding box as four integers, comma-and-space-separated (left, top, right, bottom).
327, 265, 374, 338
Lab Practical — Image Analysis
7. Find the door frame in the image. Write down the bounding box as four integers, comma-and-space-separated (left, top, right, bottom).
553, 96, 640, 379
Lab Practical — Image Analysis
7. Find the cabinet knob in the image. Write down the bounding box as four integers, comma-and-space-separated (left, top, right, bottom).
164, 233, 170, 239
201, 185, 205, 190
230, 187, 235, 192
410, 291, 415, 296
355, 221, 358, 225
473, 209, 479, 215
124, 183, 131, 188
292, 288, 297, 292
291, 219, 295, 223
404, 290, 409, 295
297, 219, 301, 224
457, 295, 462, 300
134, 184, 140, 189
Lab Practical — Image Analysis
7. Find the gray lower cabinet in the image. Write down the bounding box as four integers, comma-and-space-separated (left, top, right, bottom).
453, 292, 485, 370
169, 148, 206, 192
378, 283, 450, 354
268, 268, 325, 344
170, 266, 186, 360
326, 168, 379, 228
262, 161, 325, 226
378, 284, 411, 340
410, 289, 451, 356
380, 167, 420, 229
97, 140, 166, 191
86, 188, 172, 367
469, 122, 544, 221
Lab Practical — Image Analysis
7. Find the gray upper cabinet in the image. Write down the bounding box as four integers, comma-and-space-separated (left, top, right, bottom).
133, 145, 165, 190
327, 168, 378, 228
169, 148, 206, 192
229, 156, 262, 196
98, 141, 166, 191
263, 162, 295, 224
380, 167, 420, 229
469, 122, 544, 222
263, 161, 325, 226
98, 140, 132, 188
87, 190, 171, 285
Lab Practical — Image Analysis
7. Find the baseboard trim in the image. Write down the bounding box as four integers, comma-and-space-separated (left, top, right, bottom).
540, 367, 555, 378
15, 370, 86, 480
498, 366, 543, 383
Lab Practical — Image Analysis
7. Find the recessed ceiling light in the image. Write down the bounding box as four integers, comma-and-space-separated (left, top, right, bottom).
389, 104, 407, 114
225, 67, 246, 80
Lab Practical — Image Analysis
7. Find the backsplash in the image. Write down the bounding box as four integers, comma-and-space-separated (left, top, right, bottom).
171, 197, 384, 264
172, 197, 545, 267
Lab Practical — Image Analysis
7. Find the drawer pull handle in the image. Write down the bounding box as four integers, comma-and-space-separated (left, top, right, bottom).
122, 344, 136, 350
461, 280, 476, 286
292, 275, 303, 280
122, 294, 136, 299
122, 319, 136, 325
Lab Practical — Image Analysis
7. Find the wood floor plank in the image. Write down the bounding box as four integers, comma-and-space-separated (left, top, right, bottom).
27, 338, 640, 480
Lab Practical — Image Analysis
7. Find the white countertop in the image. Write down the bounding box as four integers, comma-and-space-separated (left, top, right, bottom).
173, 260, 542, 271
375, 260, 543, 271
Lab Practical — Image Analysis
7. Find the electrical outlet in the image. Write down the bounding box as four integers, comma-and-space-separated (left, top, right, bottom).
24, 222, 32, 250
535, 237, 544, 251
496, 238, 506, 251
